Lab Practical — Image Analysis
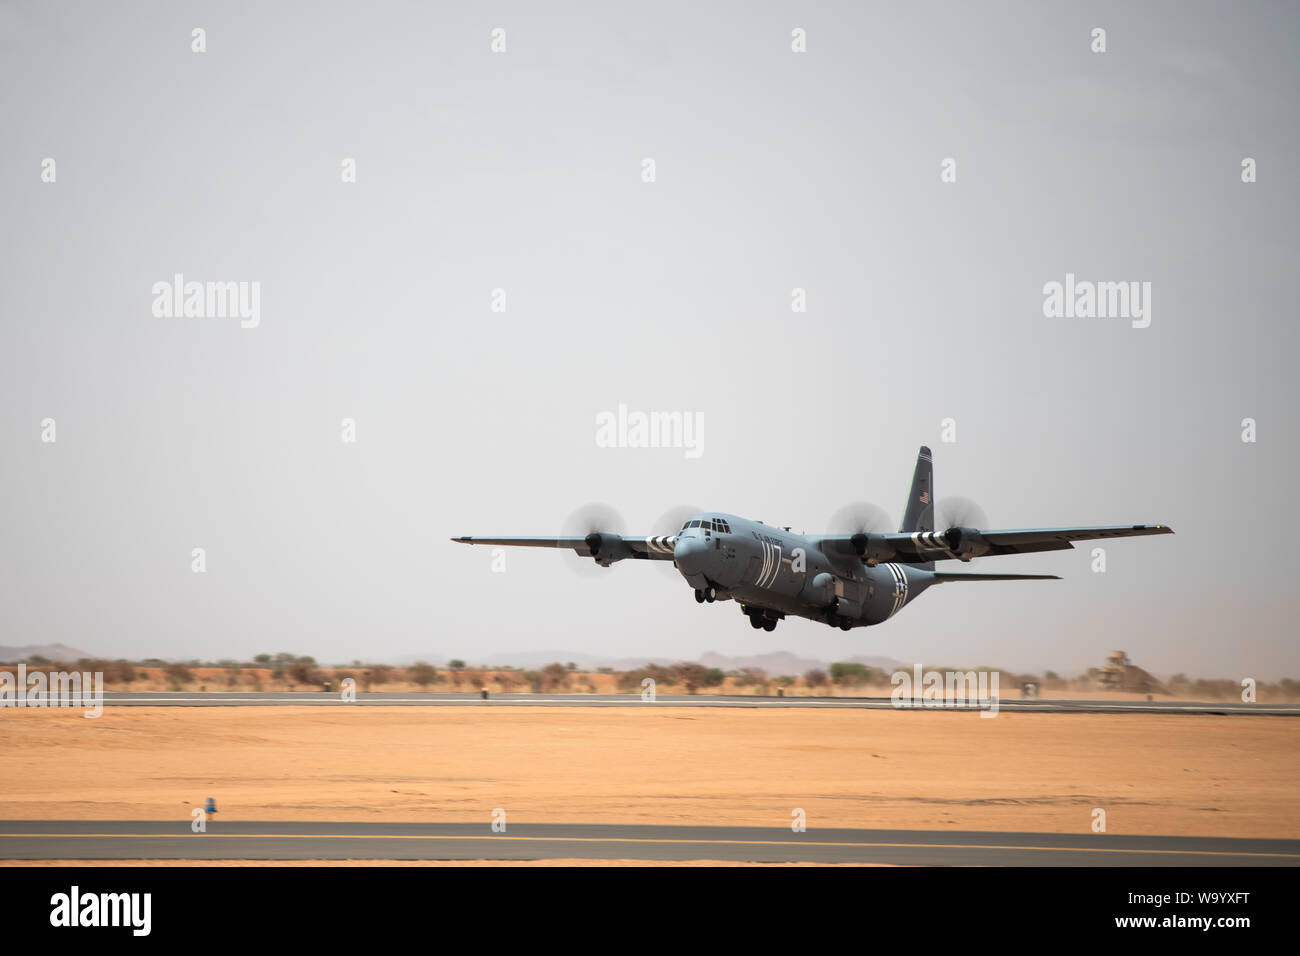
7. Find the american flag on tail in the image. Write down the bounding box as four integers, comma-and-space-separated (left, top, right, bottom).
919, 490, 930, 504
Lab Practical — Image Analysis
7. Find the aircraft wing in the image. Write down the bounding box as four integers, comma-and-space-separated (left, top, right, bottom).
820, 524, 1172, 563
964, 525, 1172, 552
451, 535, 677, 560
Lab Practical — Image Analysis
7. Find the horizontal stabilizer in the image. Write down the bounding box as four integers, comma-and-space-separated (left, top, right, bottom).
931, 572, 1061, 583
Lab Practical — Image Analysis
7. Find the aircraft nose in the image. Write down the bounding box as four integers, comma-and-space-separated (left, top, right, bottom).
673, 534, 706, 577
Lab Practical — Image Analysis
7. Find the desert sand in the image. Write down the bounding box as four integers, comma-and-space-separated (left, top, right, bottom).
1, 706, 1295, 839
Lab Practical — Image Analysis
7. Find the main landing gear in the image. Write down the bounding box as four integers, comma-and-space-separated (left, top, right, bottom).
694, 586, 718, 603
741, 605, 780, 632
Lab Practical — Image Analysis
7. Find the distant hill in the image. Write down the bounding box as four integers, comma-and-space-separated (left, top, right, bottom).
0, 643, 93, 663
474, 649, 676, 671
595, 656, 682, 671
0, 643, 894, 676
401, 648, 912, 675
697, 650, 910, 676
697, 650, 827, 676
471, 649, 865, 674
378, 651, 452, 667
844, 654, 911, 674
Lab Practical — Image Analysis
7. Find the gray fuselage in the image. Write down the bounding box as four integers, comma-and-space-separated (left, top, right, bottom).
672, 513, 935, 629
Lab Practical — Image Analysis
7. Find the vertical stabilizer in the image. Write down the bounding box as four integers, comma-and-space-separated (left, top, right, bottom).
901, 446, 934, 534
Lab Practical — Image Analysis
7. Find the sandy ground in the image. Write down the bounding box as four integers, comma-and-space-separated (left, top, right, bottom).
1, 707, 1295, 839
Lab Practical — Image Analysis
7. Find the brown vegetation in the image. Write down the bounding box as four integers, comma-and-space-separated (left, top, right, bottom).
1, 655, 1297, 702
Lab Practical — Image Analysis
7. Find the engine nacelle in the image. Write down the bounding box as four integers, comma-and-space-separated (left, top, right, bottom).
851, 533, 898, 566
942, 526, 990, 561
584, 532, 632, 566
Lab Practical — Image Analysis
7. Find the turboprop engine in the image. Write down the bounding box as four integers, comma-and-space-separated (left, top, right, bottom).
941, 527, 990, 561
849, 533, 898, 566
584, 532, 632, 566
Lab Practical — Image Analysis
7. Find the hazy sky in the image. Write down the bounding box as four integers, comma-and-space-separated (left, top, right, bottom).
2, 2, 1296, 678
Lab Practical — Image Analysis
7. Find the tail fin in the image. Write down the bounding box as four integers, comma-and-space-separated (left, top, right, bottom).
900, 445, 934, 533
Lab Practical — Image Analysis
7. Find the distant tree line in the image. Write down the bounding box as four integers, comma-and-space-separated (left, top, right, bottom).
6, 652, 1298, 701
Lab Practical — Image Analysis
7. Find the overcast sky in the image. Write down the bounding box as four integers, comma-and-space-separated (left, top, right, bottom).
1, 1, 1296, 678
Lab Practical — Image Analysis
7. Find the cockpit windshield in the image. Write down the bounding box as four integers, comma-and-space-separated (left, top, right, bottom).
681, 518, 732, 533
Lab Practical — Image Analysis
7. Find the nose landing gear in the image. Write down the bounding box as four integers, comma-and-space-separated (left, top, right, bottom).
694, 586, 718, 603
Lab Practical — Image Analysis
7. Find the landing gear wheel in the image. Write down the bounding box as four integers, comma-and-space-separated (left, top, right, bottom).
839, 621, 852, 631
750, 617, 764, 629
694, 589, 705, 604
705, 587, 716, 603
762, 620, 776, 632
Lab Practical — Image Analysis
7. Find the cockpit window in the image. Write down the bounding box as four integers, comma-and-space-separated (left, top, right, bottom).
682, 518, 730, 532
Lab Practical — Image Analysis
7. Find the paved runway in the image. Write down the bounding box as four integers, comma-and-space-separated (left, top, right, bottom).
1, 821, 1295, 864
84, 691, 1300, 715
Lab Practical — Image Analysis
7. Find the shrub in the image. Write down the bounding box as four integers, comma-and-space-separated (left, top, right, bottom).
618, 664, 672, 693
288, 656, 319, 688
81, 659, 137, 684
540, 662, 570, 692
164, 662, 194, 684
407, 662, 437, 687
669, 662, 724, 694
829, 662, 878, 685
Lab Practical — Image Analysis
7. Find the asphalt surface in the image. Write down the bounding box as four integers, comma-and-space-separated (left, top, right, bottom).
2, 821, 1296, 864
78, 691, 1300, 715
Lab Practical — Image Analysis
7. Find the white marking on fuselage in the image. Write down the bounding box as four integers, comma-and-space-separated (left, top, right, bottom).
755, 539, 783, 589
885, 563, 908, 618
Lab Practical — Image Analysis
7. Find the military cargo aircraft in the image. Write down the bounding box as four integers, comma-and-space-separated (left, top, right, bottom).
452, 446, 1172, 631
